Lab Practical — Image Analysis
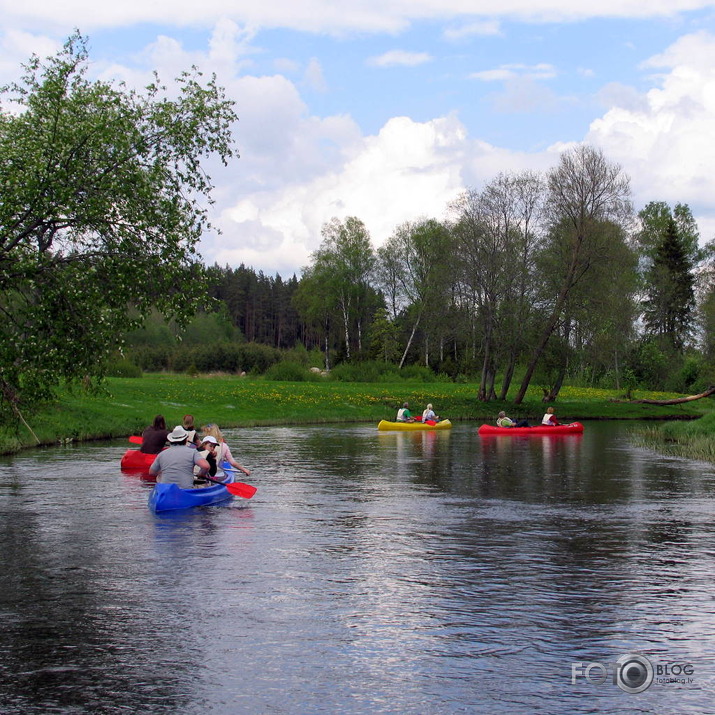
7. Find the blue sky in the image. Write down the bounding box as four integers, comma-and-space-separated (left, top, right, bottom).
2, 2, 715, 276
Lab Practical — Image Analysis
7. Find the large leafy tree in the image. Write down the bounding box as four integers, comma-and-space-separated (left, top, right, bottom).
451, 171, 545, 400
0, 33, 237, 423
535, 218, 638, 398
302, 217, 377, 361
642, 216, 696, 350
513, 145, 632, 404
635, 201, 701, 267
377, 218, 452, 368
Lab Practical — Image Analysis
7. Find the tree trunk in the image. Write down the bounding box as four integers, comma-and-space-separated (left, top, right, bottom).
399, 312, 421, 369
545, 366, 566, 402
514, 249, 583, 404
545, 321, 570, 401
486, 368, 497, 401
619, 386, 715, 404
323, 317, 330, 370
341, 299, 351, 360
478, 316, 494, 401
499, 359, 516, 401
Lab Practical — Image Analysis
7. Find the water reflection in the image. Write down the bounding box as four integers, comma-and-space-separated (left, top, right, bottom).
0, 422, 714, 713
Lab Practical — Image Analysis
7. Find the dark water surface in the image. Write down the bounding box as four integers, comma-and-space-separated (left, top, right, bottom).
1, 421, 714, 713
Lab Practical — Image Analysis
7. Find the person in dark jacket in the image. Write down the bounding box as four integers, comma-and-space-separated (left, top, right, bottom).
140, 414, 170, 454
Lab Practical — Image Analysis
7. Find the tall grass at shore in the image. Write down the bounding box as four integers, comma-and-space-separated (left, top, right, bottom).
630, 412, 715, 462
0, 374, 711, 455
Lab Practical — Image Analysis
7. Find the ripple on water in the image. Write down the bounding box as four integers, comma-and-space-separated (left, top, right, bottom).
0, 422, 714, 713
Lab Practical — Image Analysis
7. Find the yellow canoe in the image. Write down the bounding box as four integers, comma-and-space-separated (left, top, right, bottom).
377, 419, 452, 431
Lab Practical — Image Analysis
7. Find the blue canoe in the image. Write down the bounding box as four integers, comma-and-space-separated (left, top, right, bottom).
148, 482, 233, 513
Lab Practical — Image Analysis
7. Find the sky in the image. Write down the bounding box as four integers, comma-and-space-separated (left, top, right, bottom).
2, 1, 715, 277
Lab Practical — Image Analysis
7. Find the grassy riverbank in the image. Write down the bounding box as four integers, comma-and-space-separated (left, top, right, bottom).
630, 411, 715, 462
1, 374, 712, 455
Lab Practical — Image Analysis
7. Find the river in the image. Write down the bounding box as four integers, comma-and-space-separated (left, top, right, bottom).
0, 420, 713, 713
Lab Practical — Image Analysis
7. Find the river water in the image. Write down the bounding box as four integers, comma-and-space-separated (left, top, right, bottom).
0, 420, 714, 714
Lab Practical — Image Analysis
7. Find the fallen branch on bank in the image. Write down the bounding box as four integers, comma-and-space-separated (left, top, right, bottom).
611, 386, 715, 405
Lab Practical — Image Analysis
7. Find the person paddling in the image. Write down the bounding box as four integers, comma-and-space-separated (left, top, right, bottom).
497, 411, 530, 428
396, 402, 416, 422
202, 423, 251, 482
149, 426, 210, 489
541, 407, 559, 426
140, 414, 170, 454
422, 403, 439, 423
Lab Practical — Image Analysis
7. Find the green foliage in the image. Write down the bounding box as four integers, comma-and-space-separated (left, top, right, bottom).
532, 335, 572, 395
127, 346, 172, 372
124, 314, 176, 347
2, 375, 711, 455
329, 361, 400, 382
126, 341, 281, 374
180, 310, 240, 345
399, 365, 438, 382
680, 355, 703, 391
171, 342, 281, 374
264, 362, 321, 382
628, 339, 670, 389
368, 307, 401, 363
105, 358, 143, 378
636, 201, 701, 266
642, 215, 696, 350
0, 32, 237, 419
281, 343, 323, 367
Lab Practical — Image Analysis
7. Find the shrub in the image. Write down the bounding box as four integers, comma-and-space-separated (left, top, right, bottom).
264, 362, 317, 381
399, 365, 437, 382
127, 346, 171, 372
238, 343, 283, 374
105, 358, 142, 378
329, 361, 400, 382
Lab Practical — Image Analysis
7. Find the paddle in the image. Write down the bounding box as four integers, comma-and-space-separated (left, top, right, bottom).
129, 435, 142, 444
199, 473, 257, 499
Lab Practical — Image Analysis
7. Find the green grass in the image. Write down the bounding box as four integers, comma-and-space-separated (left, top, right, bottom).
630, 411, 715, 462
1, 374, 712, 455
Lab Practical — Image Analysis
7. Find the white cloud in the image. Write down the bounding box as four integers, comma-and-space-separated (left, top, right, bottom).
303, 57, 327, 91
470, 63, 557, 81
95, 21, 258, 92
4, 1, 715, 36
6, 8, 715, 277
367, 50, 432, 67
491, 77, 560, 112
596, 82, 649, 112
273, 57, 300, 74
443, 20, 502, 41
0, 30, 60, 86
213, 114, 474, 273
587, 30, 715, 242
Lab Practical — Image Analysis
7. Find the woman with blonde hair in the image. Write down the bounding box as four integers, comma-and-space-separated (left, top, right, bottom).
202, 423, 251, 481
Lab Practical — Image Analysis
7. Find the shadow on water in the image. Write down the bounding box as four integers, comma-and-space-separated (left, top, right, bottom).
0, 421, 714, 713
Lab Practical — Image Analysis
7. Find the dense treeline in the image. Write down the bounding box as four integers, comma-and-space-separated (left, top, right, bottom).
7, 37, 712, 431
123, 144, 715, 402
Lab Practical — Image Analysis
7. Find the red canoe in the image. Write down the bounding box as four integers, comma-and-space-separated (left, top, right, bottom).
477, 422, 584, 436
120, 449, 160, 470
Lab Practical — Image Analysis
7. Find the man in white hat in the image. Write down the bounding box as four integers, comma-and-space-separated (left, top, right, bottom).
149, 425, 210, 489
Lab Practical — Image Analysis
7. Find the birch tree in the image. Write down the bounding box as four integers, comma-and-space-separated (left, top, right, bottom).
514, 145, 632, 404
